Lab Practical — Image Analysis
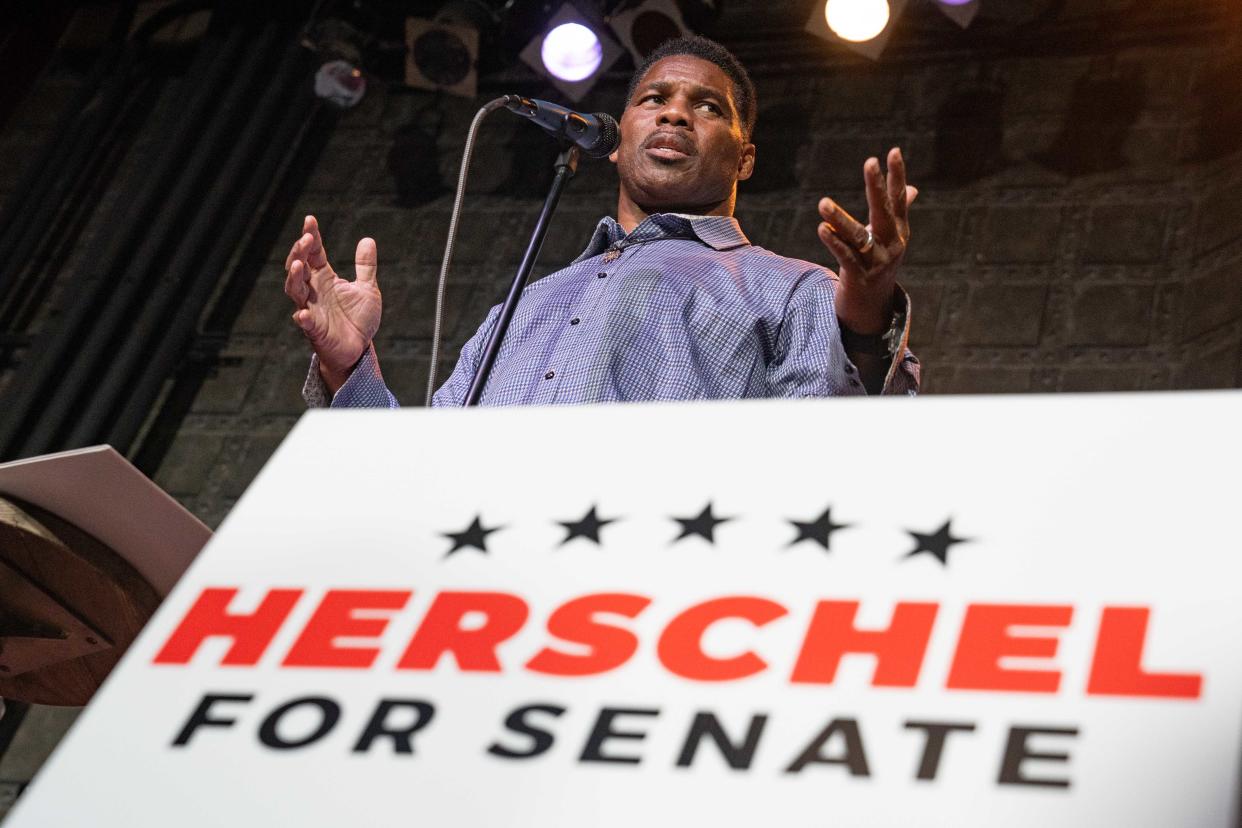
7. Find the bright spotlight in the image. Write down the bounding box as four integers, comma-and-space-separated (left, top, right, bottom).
541, 22, 602, 82
825, 0, 891, 43
520, 3, 623, 102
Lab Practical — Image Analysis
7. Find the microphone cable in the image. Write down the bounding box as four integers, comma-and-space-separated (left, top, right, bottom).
425, 96, 508, 406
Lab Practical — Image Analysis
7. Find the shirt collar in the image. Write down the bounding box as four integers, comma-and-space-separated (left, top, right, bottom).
573, 213, 751, 263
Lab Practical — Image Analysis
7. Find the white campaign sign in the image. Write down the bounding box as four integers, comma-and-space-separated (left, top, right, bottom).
9, 393, 1242, 827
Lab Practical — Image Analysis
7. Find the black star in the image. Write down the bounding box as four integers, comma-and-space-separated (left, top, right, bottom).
559, 505, 618, 546
443, 515, 502, 557
789, 507, 850, 551
673, 502, 732, 544
905, 519, 970, 565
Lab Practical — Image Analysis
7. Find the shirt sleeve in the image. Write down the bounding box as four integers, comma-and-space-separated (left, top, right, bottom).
768, 274, 861, 397
430, 303, 503, 407
769, 272, 921, 398
301, 345, 399, 409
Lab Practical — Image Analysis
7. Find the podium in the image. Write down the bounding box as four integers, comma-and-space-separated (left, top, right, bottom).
4, 395, 1242, 827
0, 447, 210, 706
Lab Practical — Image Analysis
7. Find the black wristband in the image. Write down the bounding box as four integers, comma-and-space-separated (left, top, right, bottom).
839, 319, 896, 357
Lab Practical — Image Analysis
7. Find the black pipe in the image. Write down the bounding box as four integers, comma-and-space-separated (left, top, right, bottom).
109, 66, 319, 452
18, 2, 224, 293
0, 52, 141, 327
128, 101, 337, 473
0, 75, 158, 335
77, 37, 309, 449
18, 23, 278, 457
0, 24, 248, 458
0, 2, 136, 290
128, 0, 216, 44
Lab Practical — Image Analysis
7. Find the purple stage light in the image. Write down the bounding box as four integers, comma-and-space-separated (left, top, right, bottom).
540, 22, 603, 82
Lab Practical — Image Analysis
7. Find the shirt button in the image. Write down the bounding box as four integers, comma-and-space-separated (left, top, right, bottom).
544, 370, 556, 380
597, 271, 607, 278
849, 378, 861, 388
844, 364, 855, 375
570, 317, 580, 325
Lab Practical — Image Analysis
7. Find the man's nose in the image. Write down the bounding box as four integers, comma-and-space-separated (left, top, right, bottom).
657, 98, 691, 128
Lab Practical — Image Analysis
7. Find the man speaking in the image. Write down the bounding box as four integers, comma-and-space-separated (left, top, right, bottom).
284, 36, 920, 406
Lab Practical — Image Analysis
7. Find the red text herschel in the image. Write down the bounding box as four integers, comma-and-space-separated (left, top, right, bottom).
153, 587, 1203, 699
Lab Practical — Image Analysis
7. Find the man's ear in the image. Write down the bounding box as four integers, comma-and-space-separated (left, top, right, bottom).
609, 148, 618, 163
737, 142, 756, 181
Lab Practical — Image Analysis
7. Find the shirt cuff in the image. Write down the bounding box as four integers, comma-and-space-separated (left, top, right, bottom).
302, 346, 399, 409
302, 355, 331, 408
881, 284, 919, 396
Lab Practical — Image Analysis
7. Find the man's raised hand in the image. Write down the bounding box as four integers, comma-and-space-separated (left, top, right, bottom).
283, 215, 382, 393
816, 147, 918, 334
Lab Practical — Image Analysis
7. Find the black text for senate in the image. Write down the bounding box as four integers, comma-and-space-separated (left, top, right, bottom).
157, 587, 1203, 789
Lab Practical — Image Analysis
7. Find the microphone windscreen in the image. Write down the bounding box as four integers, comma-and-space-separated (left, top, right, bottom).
586, 113, 620, 158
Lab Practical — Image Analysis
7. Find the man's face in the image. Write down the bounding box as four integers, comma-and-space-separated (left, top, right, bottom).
611, 55, 756, 214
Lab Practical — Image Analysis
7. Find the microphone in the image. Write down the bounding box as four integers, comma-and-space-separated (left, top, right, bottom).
502, 95, 620, 158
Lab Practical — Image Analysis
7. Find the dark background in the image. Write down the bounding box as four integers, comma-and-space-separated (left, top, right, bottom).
0, 0, 1239, 813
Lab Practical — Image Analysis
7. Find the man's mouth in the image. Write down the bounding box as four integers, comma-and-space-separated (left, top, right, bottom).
643, 132, 694, 160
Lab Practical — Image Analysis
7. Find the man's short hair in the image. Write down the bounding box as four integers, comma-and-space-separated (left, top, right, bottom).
625, 35, 758, 140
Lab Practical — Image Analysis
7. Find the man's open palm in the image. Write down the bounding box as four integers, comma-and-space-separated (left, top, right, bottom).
284, 215, 382, 391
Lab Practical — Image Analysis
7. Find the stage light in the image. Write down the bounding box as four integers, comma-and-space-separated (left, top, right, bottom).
609, 0, 691, 65
313, 59, 366, 109
934, 0, 980, 28
405, 17, 480, 98
541, 22, 602, 81
405, 0, 503, 99
825, 0, 891, 43
805, 0, 906, 60
520, 3, 623, 103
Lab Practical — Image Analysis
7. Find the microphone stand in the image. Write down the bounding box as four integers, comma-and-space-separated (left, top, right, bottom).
462, 143, 580, 406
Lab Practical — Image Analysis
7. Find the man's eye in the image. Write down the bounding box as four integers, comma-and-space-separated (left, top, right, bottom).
641, 94, 663, 104
697, 102, 722, 115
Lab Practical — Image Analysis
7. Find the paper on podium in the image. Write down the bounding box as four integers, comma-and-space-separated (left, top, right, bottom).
0, 445, 210, 596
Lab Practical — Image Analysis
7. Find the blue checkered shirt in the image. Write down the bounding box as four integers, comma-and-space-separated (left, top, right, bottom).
305, 213, 919, 408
